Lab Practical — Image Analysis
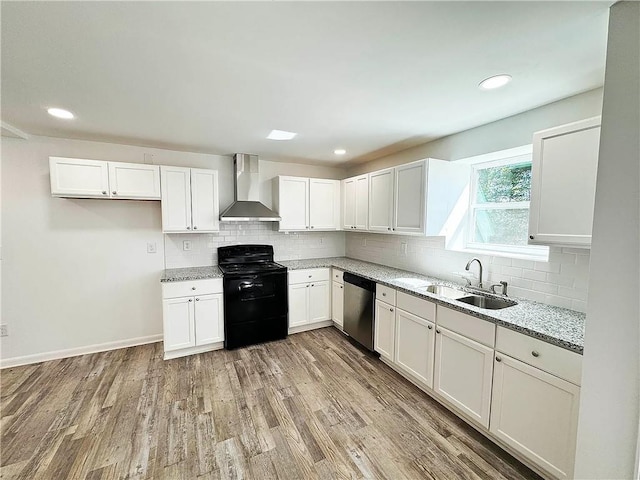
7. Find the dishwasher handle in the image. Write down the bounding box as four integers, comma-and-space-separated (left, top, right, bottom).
343, 272, 376, 292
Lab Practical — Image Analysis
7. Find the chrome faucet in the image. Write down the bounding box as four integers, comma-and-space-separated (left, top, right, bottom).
465, 257, 483, 288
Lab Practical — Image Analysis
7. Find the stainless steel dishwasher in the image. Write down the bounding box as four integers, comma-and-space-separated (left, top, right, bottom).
343, 272, 376, 351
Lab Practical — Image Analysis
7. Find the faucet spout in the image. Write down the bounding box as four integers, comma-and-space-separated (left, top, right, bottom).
465, 257, 483, 288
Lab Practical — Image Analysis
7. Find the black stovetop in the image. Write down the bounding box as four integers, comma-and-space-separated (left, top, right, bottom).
217, 244, 286, 276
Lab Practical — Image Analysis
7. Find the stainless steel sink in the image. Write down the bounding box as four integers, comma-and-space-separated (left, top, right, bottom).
425, 284, 469, 300
457, 295, 518, 310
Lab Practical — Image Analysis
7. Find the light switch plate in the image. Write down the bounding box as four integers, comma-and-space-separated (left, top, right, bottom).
147, 242, 157, 254
0, 325, 8, 337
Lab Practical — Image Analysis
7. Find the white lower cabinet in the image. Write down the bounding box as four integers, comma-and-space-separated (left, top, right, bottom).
161, 279, 224, 359
374, 299, 396, 360
395, 308, 435, 388
434, 325, 494, 428
332, 281, 344, 327
490, 353, 581, 480
288, 269, 331, 331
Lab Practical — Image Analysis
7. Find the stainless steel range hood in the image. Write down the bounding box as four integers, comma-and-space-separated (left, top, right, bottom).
220, 153, 281, 222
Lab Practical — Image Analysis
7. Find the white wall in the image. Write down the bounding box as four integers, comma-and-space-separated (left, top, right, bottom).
574, 3, 640, 478
346, 88, 603, 176
0, 135, 345, 365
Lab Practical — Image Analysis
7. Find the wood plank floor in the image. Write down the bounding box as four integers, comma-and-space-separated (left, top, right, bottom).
1, 327, 542, 479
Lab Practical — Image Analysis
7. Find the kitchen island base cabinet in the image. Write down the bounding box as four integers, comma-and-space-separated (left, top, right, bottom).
490, 354, 580, 480
394, 308, 435, 388
434, 326, 494, 428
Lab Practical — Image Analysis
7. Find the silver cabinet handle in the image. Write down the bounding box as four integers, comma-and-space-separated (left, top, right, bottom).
496, 356, 502, 362
340, 285, 343, 289
191, 287, 196, 290
531, 351, 540, 357
387, 227, 391, 231
102, 190, 107, 195
436, 329, 441, 334
311, 284, 315, 287
308, 275, 312, 278
311, 226, 314, 229
112, 191, 117, 195
188, 299, 193, 302
306, 284, 309, 288
427, 325, 433, 330
529, 235, 535, 240
195, 298, 200, 301
187, 226, 191, 230
193, 226, 198, 230
382, 292, 386, 296
390, 308, 394, 312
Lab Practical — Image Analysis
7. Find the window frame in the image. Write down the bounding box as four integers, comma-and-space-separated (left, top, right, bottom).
465, 152, 548, 259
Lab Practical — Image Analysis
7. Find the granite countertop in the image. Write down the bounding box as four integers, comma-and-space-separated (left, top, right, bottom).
161, 256, 585, 354
161, 265, 223, 282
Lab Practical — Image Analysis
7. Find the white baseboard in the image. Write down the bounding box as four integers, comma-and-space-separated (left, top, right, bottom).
288, 320, 333, 335
163, 342, 223, 360
0, 334, 163, 369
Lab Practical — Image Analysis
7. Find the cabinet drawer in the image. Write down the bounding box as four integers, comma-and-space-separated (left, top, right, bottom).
376, 284, 396, 305
496, 326, 582, 385
332, 268, 344, 285
162, 278, 223, 299
397, 291, 435, 322
288, 268, 330, 285
437, 306, 495, 348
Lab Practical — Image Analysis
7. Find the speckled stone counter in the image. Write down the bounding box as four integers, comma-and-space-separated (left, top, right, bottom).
161, 265, 222, 282
280, 257, 585, 354
161, 257, 585, 353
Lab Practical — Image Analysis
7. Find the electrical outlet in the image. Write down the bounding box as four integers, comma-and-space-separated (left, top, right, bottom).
401, 242, 408, 255
143, 153, 155, 164
0, 325, 8, 337
147, 242, 157, 254
361, 238, 367, 247
183, 240, 192, 251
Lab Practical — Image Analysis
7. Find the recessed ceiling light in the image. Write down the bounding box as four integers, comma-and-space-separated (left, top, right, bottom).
47, 107, 75, 119
267, 129, 297, 140
334, 149, 346, 155
478, 74, 512, 90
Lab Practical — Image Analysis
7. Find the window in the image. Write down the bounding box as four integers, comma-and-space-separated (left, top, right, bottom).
466, 152, 547, 258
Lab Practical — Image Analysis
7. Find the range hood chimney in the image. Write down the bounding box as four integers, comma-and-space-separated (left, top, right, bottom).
220, 154, 281, 222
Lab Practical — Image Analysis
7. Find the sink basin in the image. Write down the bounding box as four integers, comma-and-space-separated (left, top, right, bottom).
457, 295, 517, 310
425, 284, 469, 300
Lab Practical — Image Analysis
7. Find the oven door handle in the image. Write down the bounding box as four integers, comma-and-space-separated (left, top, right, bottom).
238, 282, 264, 290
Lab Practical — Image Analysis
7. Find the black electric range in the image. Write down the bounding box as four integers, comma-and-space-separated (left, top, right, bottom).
218, 245, 288, 349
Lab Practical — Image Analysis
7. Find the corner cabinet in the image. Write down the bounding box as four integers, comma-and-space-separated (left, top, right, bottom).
161, 278, 224, 360
160, 166, 219, 233
273, 176, 340, 231
50, 157, 160, 200
342, 174, 369, 230
528, 116, 601, 247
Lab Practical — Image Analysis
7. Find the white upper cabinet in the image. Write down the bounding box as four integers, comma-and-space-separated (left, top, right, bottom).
309, 178, 340, 230
343, 174, 369, 230
274, 176, 339, 231
368, 168, 395, 232
394, 160, 427, 234
108, 162, 161, 200
191, 168, 220, 232
50, 157, 160, 200
529, 116, 601, 247
161, 166, 219, 233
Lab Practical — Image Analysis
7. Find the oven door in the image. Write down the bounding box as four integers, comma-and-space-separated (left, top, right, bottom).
223, 271, 288, 325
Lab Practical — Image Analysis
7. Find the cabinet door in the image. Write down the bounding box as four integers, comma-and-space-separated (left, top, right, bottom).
529, 117, 600, 247
309, 179, 339, 230
49, 157, 110, 198
191, 168, 219, 232
288, 283, 309, 327
108, 162, 160, 200
160, 166, 192, 232
309, 281, 330, 323
342, 178, 356, 229
374, 300, 396, 360
332, 281, 344, 327
368, 168, 394, 232
434, 326, 494, 428
162, 297, 195, 351
394, 160, 426, 234
194, 293, 224, 346
395, 308, 435, 387
355, 174, 369, 230
490, 353, 580, 480
278, 177, 309, 231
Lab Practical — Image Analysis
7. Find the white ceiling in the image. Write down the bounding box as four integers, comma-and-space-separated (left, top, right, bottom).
1, 2, 610, 165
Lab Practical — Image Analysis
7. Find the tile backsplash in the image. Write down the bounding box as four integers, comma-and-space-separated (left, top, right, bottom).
345, 232, 590, 312
164, 222, 345, 268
